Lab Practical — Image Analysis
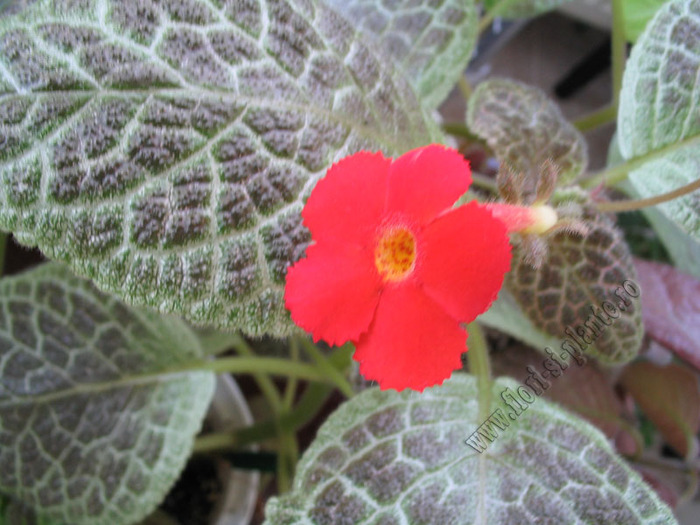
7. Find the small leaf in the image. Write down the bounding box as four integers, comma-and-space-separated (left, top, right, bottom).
620, 361, 700, 458
0, 0, 436, 337
622, 0, 667, 42
506, 201, 644, 364
264, 374, 676, 524
634, 258, 700, 370
482, 0, 574, 19
0, 264, 215, 525
467, 78, 588, 186
323, 0, 478, 108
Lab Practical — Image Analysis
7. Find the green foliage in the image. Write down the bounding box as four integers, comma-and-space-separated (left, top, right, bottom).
482, 0, 574, 19
467, 78, 587, 185
0, 0, 436, 336
323, 0, 478, 108
618, 0, 700, 242
264, 374, 677, 524
623, 0, 667, 42
0, 264, 215, 525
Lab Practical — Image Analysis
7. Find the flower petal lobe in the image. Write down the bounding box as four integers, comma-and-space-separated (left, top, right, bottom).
303, 151, 391, 246
285, 242, 381, 345
353, 285, 467, 391
386, 145, 472, 224
419, 202, 512, 322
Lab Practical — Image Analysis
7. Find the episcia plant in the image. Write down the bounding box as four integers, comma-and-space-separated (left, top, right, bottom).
0, 0, 697, 522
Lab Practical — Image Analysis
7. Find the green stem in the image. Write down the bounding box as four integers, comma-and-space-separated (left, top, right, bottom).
466, 322, 491, 422
458, 76, 473, 101
478, 0, 520, 35
441, 122, 485, 144
276, 436, 292, 493
192, 347, 349, 454
176, 356, 334, 385
471, 173, 499, 194
229, 335, 282, 413
573, 105, 617, 133
282, 337, 300, 409
298, 338, 354, 398
581, 134, 700, 189
597, 176, 700, 213
611, 0, 626, 106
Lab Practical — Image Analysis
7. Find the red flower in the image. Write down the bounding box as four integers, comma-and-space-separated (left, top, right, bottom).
285, 145, 512, 391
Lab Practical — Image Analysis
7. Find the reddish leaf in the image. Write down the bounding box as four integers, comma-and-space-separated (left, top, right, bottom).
620, 361, 700, 458
634, 468, 679, 510
634, 258, 700, 370
490, 344, 628, 440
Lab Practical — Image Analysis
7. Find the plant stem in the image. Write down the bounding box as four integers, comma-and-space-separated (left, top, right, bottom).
581, 133, 700, 189
441, 122, 484, 143
471, 173, 499, 194
478, 0, 520, 35
611, 0, 626, 106
298, 337, 354, 398
458, 76, 473, 101
193, 347, 349, 454
573, 105, 617, 133
466, 322, 491, 422
597, 177, 700, 213
229, 335, 282, 413
282, 337, 300, 409
177, 356, 333, 385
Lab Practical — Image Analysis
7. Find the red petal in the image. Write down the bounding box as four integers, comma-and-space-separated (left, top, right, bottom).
285, 242, 382, 345
386, 145, 471, 225
302, 151, 391, 246
419, 202, 511, 322
353, 284, 467, 391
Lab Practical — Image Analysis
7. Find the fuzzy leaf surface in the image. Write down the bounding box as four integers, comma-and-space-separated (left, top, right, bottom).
467, 78, 587, 185
623, 0, 666, 42
263, 374, 676, 524
0, 0, 434, 336
0, 264, 215, 525
506, 203, 644, 364
618, 0, 700, 242
323, 0, 478, 108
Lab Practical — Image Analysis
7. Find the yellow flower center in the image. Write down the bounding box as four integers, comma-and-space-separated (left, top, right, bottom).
374, 227, 416, 282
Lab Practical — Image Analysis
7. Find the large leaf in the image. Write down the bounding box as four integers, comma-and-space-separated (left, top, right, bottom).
264, 374, 676, 524
623, 0, 666, 42
482, 0, 574, 19
0, 264, 215, 525
0, 0, 436, 336
628, 149, 700, 241
609, 135, 700, 277
323, 0, 478, 109
618, 0, 700, 241
467, 78, 587, 185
